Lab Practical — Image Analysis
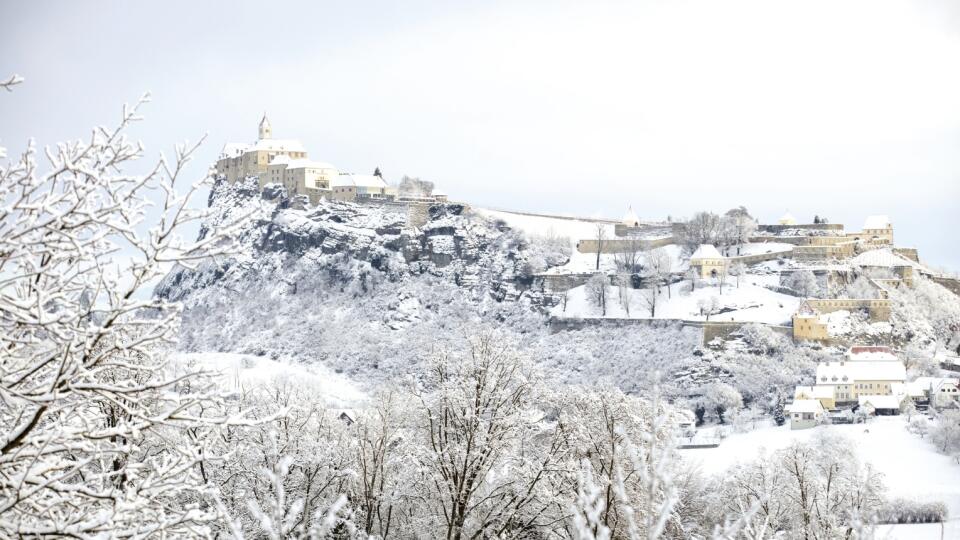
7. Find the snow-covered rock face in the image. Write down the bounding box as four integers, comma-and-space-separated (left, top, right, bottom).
161, 178, 545, 301
154, 178, 554, 365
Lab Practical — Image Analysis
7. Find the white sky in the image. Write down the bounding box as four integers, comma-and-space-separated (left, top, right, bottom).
2, 0, 959, 270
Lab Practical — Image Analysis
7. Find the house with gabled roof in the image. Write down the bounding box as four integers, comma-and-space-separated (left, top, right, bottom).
689, 244, 726, 279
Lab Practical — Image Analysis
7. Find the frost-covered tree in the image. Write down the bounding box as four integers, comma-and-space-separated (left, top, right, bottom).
0, 87, 243, 536
679, 212, 721, 253
784, 269, 821, 298
729, 261, 746, 288
616, 273, 632, 316
723, 207, 758, 248
708, 433, 885, 538
614, 238, 644, 274
646, 247, 673, 299
700, 383, 743, 424
411, 333, 570, 539
587, 273, 609, 316
842, 276, 881, 299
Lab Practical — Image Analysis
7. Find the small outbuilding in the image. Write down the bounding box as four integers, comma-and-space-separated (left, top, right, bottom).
689, 244, 727, 279
785, 399, 825, 430
857, 394, 904, 416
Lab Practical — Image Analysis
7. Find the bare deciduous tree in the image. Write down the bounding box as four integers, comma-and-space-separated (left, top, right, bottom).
594, 224, 607, 270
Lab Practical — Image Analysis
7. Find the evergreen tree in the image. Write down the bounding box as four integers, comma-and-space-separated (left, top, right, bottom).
374, 166, 382, 177
774, 395, 786, 426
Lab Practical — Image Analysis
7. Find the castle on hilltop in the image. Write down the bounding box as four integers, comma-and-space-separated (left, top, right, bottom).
215, 115, 447, 206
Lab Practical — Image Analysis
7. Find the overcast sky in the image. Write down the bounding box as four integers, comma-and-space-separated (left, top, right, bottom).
2, 0, 959, 270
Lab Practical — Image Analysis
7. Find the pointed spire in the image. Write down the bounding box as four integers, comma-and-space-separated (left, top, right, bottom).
258, 112, 272, 140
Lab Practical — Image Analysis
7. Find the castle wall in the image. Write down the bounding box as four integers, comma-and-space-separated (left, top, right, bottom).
575, 236, 675, 254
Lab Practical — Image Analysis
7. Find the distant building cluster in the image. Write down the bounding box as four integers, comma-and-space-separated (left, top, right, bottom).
786, 345, 959, 430
215, 115, 448, 206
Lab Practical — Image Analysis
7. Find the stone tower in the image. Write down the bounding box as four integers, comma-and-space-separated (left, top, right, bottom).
258, 113, 272, 140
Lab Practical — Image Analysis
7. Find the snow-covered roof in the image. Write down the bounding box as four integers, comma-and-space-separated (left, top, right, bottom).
907, 377, 960, 396
286, 158, 337, 170
785, 399, 824, 414
269, 154, 292, 166
794, 385, 834, 399
858, 394, 903, 409
331, 174, 388, 189
622, 206, 640, 226
815, 360, 906, 384
250, 138, 306, 153
863, 215, 891, 230
778, 212, 797, 225
690, 244, 724, 261
847, 346, 899, 362
849, 248, 920, 269
220, 142, 251, 158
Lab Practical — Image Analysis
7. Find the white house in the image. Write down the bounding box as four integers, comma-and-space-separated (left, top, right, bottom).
906, 377, 960, 407
785, 399, 825, 430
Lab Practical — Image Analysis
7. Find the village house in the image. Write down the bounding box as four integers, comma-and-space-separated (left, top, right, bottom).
785, 399, 825, 430
689, 244, 727, 279
906, 377, 960, 408
330, 174, 393, 202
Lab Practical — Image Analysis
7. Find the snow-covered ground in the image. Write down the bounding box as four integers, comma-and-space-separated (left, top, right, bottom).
553, 274, 801, 325
823, 309, 893, 337
722, 242, 794, 257
681, 417, 960, 539
542, 244, 687, 276
174, 352, 367, 409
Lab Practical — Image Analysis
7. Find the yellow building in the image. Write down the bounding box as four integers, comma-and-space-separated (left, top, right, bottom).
861, 215, 893, 244
689, 244, 727, 279
792, 301, 830, 341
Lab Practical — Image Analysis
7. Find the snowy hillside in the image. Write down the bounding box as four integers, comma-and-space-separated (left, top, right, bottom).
555, 274, 801, 325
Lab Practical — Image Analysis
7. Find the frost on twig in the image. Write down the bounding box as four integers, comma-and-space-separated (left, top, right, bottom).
0, 88, 249, 536
0, 73, 24, 92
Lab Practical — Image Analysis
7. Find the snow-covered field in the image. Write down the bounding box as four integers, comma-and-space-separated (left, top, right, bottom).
175, 352, 367, 409
722, 242, 794, 257
554, 274, 801, 324
475, 208, 618, 242
681, 417, 960, 539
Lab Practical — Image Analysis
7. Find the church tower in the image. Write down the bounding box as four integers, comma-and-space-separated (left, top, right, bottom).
258, 113, 272, 140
